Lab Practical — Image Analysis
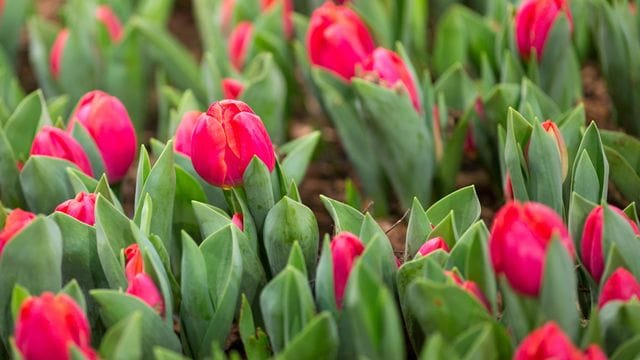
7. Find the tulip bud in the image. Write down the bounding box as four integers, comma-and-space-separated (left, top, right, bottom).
69, 90, 137, 182
55, 192, 97, 226
515, 0, 573, 61
222, 78, 245, 100
124, 243, 144, 282
191, 100, 276, 188
490, 201, 574, 296
514, 322, 596, 360
0, 209, 36, 256
30, 125, 94, 177
330, 231, 364, 308
228, 21, 254, 71
126, 273, 165, 315
581, 205, 640, 283
445, 271, 491, 311
220, 0, 235, 35
307, 2, 375, 81
173, 111, 202, 158
231, 213, 244, 231
541, 120, 569, 180
598, 268, 640, 309
50, 28, 69, 79
15, 292, 97, 360
260, 0, 293, 38
584, 346, 608, 360
417, 237, 449, 257
95, 5, 123, 42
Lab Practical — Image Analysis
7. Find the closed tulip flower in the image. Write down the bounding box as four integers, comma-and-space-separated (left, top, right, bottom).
191, 100, 276, 188
69, 90, 137, 182
220, 0, 235, 35
222, 78, 245, 100
231, 213, 244, 231
126, 272, 165, 315
598, 268, 640, 309
124, 243, 144, 281
445, 271, 491, 311
0, 209, 36, 256
330, 231, 365, 308
490, 201, 574, 296
30, 125, 94, 177
307, 2, 375, 81
361, 47, 422, 112
174, 111, 202, 157
95, 5, 123, 42
515, 0, 573, 60
417, 237, 449, 257
582, 205, 640, 283
228, 21, 254, 71
541, 120, 569, 180
15, 292, 97, 360
50, 28, 69, 79
514, 322, 605, 360
55, 192, 97, 226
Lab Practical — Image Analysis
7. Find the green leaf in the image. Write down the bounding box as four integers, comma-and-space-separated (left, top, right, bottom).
243, 157, 275, 232
0, 127, 24, 207
71, 123, 106, 178
404, 198, 430, 259
280, 131, 321, 185
95, 195, 134, 290
571, 122, 609, 203
4, 90, 50, 159
286, 242, 308, 278
276, 312, 338, 360
320, 195, 364, 235
315, 236, 337, 317
603, 205, 640, 280
527, 120, 564, 214
99, 313, 142, 360
60, 279, 86, 314
426, 185, 480, 236
19, 156, 76, 213
10, 285, 30, 324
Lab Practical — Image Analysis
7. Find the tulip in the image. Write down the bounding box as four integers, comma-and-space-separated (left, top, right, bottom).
260, 0, 293, 37
124, 243, 144, 281
541, 120, 569, 180
15, 292, 97, 360
50, 28, 70, 79
173, 111, 202, 158
445, 271, 491, 311
229, 21, 254, 71
307, 2, 375, 81
514, 322, 603, 360
417, 237, 449, 257
222, 78, 245, 100
126, 272, 165, 315
55, 192, 97, 226
360, 47, 422, 112
231, 213, 244, 231
330, 231, 365, 308
95, 5, 123, 42
598, 268, 640, 309
68, 90, 137, 182
515, 0, 573, 60
220, 0, 235, 35
490, 201, 574, 296
191, 100, 276, 188
0, 209, 36, 256
30, 125, 94, 177
581, 205, 640, 283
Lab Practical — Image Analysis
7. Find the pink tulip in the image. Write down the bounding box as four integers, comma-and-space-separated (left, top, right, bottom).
228, 21, 254, 71
515, 0, 573, 60
445, 271, 490, 311
0, 209, 36, 256
68, 90, 137, 182
95, 5, 123, 42
417, 237, 449, 257
126, 273, 165, 315
514, 322, 603, 360
490, 201, 574, 296
222, 78, 245, 100
232, 213, 244, 231
330, 231, 365, 308
191, 100, 276, 188
173, 111, 202, 158
50, 29, 70, 79
55, 192, 97, 226
124, 243, 144, 282
598, 268, 640, 309
30, 125, 94, 177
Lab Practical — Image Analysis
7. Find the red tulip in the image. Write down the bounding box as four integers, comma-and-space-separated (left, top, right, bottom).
307, 2, 375, 81
417, 237, 449, 257
191, 100, 276, 188
173, 111, 202, 158
260, 0, 293, 37
222, 78, 245, 100
361, 47, 422, 112
124, 243, 144, 281
229, 21, 254, 71
95, 5, 123, 42
541, 120, 569, 180
514, 322, 595, 360
584, 346, 608, 360
445, 271, 491, 311
582, 206, 640, 283
30, 125, 94, 177
69, 90, 137, 182
598, 268, 640, 309
515, 0, 573, 60
50, 29, 70, 79
232, 213, 244, 231
0, 209, 36, 256
126, 273, 165, 315
490, 201, 574, 296
330, 232, 365, 308
15, 292, 97, 360
55, 192, 97, 226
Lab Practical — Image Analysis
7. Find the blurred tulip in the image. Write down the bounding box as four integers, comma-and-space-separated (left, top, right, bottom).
514, 322, 597, 360
361, 47, 421, 112
417, 237, 449, 257
261, 0, 293, 37
220, 0, 235, 34
229, 21, 254, 71
50, 28, 69, 79
55, 192, 97, 226
330, 231, 364, 308
191, 100, 276, 188
126, 273, 165, 315
0, 209, 36, 256
30, 125, 94, 177
231, 213, 244, 231
124, 243, 144, 281
541, 120, 569, 180
95, 5, 123, 42
173, 111, 202, 157
69, 90, 137, 182
222, 78, 245, 100
445, 271, 490, 311
15, 292, 97, 360
515, 0, 573, 60
598, 268, 640, 309
490, 201, 574, 296
582, 205, 640, 283
307, 2, 375, 80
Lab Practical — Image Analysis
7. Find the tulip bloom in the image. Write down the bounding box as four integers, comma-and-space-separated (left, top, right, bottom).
191, 100, 276, 188
126, 272, 165, 315
95, 5, 123, 42
541, 120, 569, 180
582, 205, 640, 283
173, 111, 202, 158
361, 47, 422, 112
55, 192, 97, 226
490, 201, 574, 296
330, 231, 365, 308
231, 213, 244, 231
598, 268, 640, 309
69, 90, 137, 182
417, 237, 449, 257
124, 243, 144, 281
0, 209, 36, 256
222, 78, 245, 100
445, 271, 490, 311
228, 21, 254, 71
50, 29, 70, 79
514, 322, 605, 360
15, 292, 97, 360
307, 2, 375, 81
30, 125, 94, 177
515, 0, 573, 60
261, 0, 293, 37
